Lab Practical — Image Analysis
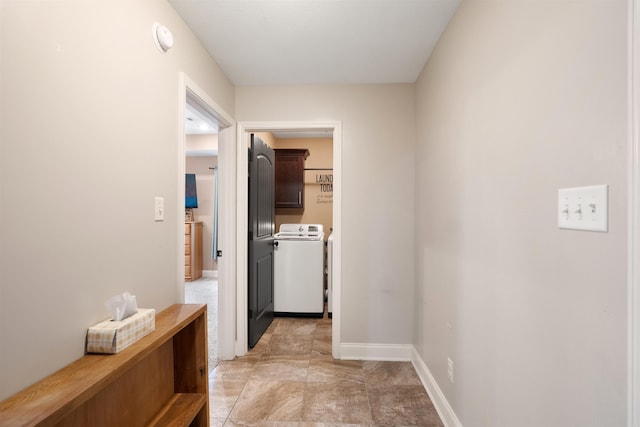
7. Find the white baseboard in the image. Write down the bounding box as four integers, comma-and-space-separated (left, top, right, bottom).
411, 347, 462, 427
202, 270, 218, 278
339, 342, 413, 361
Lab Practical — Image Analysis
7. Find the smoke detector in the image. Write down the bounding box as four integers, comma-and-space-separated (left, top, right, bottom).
152, 22, 174, 53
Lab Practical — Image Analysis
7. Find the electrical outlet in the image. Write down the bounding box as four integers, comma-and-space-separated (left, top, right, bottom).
447, 357, 454, 383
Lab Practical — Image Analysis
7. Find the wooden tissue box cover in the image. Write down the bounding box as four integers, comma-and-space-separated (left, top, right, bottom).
86, 308, 156, 354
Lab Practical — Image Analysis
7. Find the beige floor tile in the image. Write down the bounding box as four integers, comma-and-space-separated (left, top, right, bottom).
363, 361, 423, 388
212, 360, 256, 381
229, 379, 305, 422
268, 333, 314, 355
226, 420, 369, 427
301, 381, 372, 424
368, 385, 443, 426
313, 319, 332, 337
298, 424, 369, 427
250, 333, 273, 355
234, 352, 267, 364
209, 417, 227, 427
207, 317, 443, 426
311, 335, 332, 357
306, 358, 364, 384
272, 318, 318, 335
265, 318, 283, 334
250, 355, 309, 381
231, 422, 353, 427
209, 378, 246, 419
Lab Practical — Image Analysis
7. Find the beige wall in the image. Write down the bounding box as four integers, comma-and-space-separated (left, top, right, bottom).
0, 0, 234, 399
186, 155, 218, 273
237, 85, 416, 345
253, 133, 334, 238
254, 131, 277, 148
414, 1, 627, 425
1, 1, 630, 422
186, 133, 219, 152
273, 137, 334, 238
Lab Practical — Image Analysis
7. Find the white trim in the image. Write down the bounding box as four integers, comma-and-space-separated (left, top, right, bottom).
178, 73, 236, 362
177, 74, 188, 304
340, 343, 413, 361
235, 125, 249, 356
630, 1, 640, 425
201, 270, 218, 278
217, 123, 237, 361
331, 123, 342, 360
411, 347, 462, 427
236, 121, 342, 358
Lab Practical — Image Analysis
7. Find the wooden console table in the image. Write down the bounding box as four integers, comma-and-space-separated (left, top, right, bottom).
0, 304, 209, 427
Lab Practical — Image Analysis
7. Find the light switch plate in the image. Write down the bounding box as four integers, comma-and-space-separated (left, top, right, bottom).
558, 185, 608, 232
154, 197, 164, 221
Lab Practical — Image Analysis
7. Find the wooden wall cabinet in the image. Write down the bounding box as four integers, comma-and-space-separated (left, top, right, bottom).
0, 304, 209, 427
185, 221, 203, 281
274, 148, 309, 209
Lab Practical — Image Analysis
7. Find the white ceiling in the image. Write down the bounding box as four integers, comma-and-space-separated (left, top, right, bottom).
169, 0, 461, 86
185, 102, 218, 135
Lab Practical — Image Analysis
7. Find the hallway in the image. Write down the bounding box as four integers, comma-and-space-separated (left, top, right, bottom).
185, 277, 219, 371
209, 317, 443, 426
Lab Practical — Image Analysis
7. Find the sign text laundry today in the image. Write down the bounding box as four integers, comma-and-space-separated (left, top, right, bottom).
316, 174, 333, 192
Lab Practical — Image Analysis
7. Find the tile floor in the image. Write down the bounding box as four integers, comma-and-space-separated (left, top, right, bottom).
209, 316, 444, 426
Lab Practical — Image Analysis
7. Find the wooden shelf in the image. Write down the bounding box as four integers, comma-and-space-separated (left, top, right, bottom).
148, 393, 206, 427
0, 304, 209, 427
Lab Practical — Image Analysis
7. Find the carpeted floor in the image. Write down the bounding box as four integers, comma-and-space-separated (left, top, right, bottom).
184, 277, 218, 372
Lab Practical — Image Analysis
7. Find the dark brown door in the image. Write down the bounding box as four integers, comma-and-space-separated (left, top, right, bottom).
248, 134, 275, 348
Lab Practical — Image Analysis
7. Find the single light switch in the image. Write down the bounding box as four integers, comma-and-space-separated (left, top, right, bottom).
558, 185, 608, 232
155, 197, 164, 221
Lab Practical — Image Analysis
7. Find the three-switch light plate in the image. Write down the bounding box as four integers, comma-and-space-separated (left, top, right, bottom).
557, 185, 608, 232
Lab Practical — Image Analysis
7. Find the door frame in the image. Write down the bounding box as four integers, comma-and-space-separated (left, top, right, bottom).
631, 0, 639, 425
178, 73, 236, 361
236, 121, 343, 358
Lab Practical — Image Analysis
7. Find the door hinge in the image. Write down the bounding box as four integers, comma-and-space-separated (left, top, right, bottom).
249, 231, 253, 241
248, 149, 253, 162
216, 250, 223, 258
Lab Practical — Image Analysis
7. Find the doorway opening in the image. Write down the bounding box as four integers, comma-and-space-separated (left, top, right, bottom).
179, 73, 235, 371
183, 96, 219, 368
237, 121, 342, 359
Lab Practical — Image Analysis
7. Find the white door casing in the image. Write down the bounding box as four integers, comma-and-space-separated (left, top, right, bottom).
630, 1, 639, 425
236, 121, 342, 359
178, 73, 236, 361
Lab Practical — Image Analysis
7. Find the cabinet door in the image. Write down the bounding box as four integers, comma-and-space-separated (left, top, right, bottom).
275, 149, 308, 209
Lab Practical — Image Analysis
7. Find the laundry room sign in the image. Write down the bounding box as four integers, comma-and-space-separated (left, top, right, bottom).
315, 173, 333, 193
315, 173, 332, 204
305, 170, 333, 205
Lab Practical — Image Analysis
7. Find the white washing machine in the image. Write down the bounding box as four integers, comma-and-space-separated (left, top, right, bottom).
274, 224, 324, 317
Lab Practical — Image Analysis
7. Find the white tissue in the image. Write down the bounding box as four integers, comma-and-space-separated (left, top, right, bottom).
105, 292, 138, 321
